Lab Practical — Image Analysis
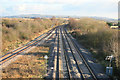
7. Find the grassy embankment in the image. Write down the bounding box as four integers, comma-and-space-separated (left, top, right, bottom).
68, 18, 119, 79
2, 46, 49, 78
2, 18, 64, 55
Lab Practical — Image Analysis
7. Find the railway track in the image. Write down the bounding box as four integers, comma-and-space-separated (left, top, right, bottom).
63, 27, 98, 80
46, 26, 100, 80
1, 25, 108, 80
64, 27, 98, 79
0, 27, 56, 66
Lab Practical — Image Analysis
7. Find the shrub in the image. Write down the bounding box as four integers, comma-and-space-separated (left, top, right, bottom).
2, 18, 64, 54
68, 18, 119, 68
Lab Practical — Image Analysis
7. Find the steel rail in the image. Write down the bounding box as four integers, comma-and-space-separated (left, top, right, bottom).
0, 28, 56, 65
64, 27, 98, 80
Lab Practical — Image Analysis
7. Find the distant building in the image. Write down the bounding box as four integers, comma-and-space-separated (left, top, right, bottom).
110, 26, 118, 29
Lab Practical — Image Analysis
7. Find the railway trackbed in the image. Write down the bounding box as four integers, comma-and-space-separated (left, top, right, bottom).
46, 25, 109, 80
0, 27, 56, 67
1, 25, 109, 80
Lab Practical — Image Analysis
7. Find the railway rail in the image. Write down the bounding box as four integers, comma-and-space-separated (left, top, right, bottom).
63, 27, 97, 79
0, 27, 56, 65
64, 27, 98, 79
1, 25, 108, 80
46, 25, 108, 80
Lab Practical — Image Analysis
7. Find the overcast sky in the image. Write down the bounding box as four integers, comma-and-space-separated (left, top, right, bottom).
0, 0, 119, 19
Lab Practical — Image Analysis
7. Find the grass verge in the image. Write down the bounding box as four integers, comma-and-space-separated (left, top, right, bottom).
2, 46, 49, 78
